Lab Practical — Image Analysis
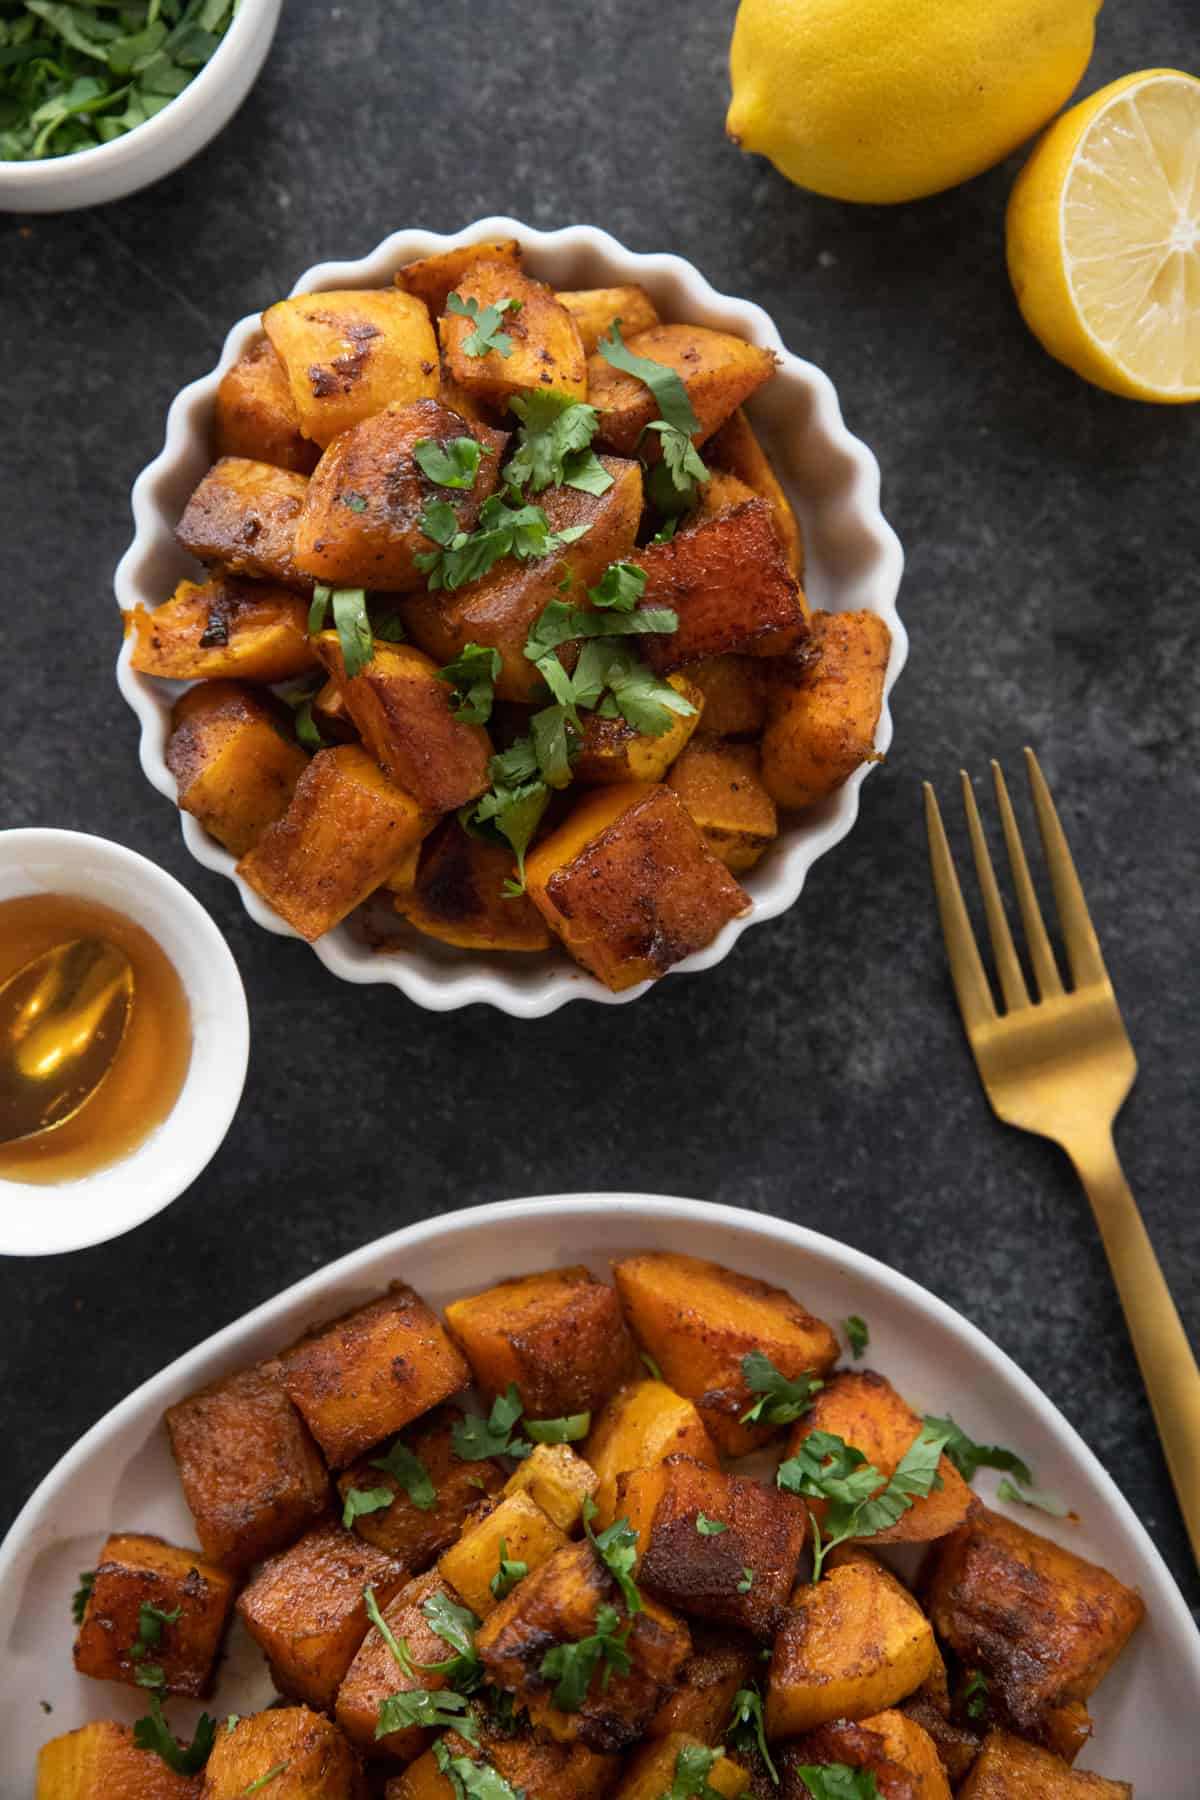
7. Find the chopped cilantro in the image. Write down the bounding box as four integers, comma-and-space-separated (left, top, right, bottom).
364, 1583, 410, 1675
452, 1384, 533, 1460
963, 1669, 989, 1720
490, 1537, 529, 1602
641, 1352, 664, 1382
669, 1743, 728, 1800
307, 584, 374, 679
436, 643, 502, 724
291, 695, 326, 751
737, 1568, 755, 1593
792, 1767, 879, 1799
462, 740, 550, 896
198, 608, 228, 648
651, 515, 679, 544
241, 1765, 290, 1794
71, 1570, 95, 1626
996, 1477, 1071, 1517
504, 391, 612, 496
370, 1438, 438, 1512
540, 1602, 632, 1711
131, 1602, 182, 1667
727, 1685, 777, 1784
416, 492, 589, 592
132, 1693, 216, 1776
414, 436, 484, 489
342, 1485, 395, 1530
434, 1740, 526, 1800
596, 320, 708, 503
843, 1317, 869, 1360
377, 1687, 477, 1740
695, 1513, 728, 1537
446, 291, 523, 359
925, 1414, 1033, 1487
582, 1496, 641, 1615
525, 1413, 591, 1444
523, 597, 677, 662
777, 1423, 950, 1580
419, 1590, 485, 1689
587, 562, 647, 611
740, 1352, 823, 1426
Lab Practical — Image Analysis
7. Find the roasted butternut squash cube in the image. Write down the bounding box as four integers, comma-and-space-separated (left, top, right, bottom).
588, 325, 775, 458
439, 1490, 568, 1618
668, 739, 778, 873
614, 1735, 748, 1800
202, 1706, 365, 1799
441, 261, 586, 407
335, 1405, 505, 1567
36, 1720, 203, 1800
73, 1532, 236, 1698
899, 1695, 980, 1786
311, 635, 491, 812
165, 1359, 329, 1569
167, 681, 308, 859
280, 1282, 469, 1466
618, 1454, 806, 1639
556, 285, 660, 355
850, 1712, 952, 1798
396, 820, 552, 952
1040, 1699, 1096, 1765
707, 409, 804, 579
175, 457, 311, 587
634, 503, 807, 673
129, 577, 316, 684
264, 288, 439, 448
761, 611, 891, 810
786, 1371, 972, 1547
586, 1379, 720, 1529
396, 239, 523, 319
445, 1265, 638, 1417
778, 1713, 948, 1800
525, 783, 750, 992
237, 745, 433, 941
923, 1506, 1144, 1736
957, 1731, 1132, 1799
214, 335, 321, 474
334, 1568, 467, 1759
504, 1443, 600, 1535
400, 456, 642, 703
387, 1719, 617, 1800
610, 1252, 840, 1457
647, 1630, 756, 1742
293, 399, 506, 590
676, 658, 767, 740
237, 1518, 408, 1712
573, 674, 704, 785
693, 471, 759, 524
765, 1552, 937, 1738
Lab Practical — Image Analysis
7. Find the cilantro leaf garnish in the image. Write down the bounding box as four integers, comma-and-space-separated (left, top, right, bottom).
924, 1414, 1033, 1487
740, 1352, 823, 1426
342, 490, 369, 512
588, 562, 647, 611
504, 391, 613, 496
434, 1740, 527, 1800
523, 598, 677, 662
364, 1583, 411, 1675
597, 649, 697, 737
651, 516, 679, 544
641, 1352, 664, 1382
669, 1743, 728, 1800
242, 1764, 290, 1794
792, 1767, 880, 1799
71, 1570, 95, 1626
996, 1476, 1071, 1517
596, 320, 709, 503
525, 1413, 591, 1444
132, 1693, 216, 1776
342, 1485, 395, 1530
462, 743, 550, 896
490, 1537, 529, 1602
291, 695, 327, 751
436, 643, 502, 724
963, 1669, 989, 1720
452, 1384, 533, 1460
540, 1602, 632, 1711
131, 1601, 182, 1667
414, 436, 484, 489
727, 1685, 777, 1784
377, 1686, 477, 1740
843, 1317, 869, 1360
737, 1568, 755, 1593
777, 1422, 950, 1580
643, 419, 709, 506
307, 584, 374, 679
416, 493, 589, 592
582, 1495, 641, 1616
696, 1513, 728, 1536
421, 1589, 484, 1682
446, 291, 523, 359
370, 1438, 438, 1511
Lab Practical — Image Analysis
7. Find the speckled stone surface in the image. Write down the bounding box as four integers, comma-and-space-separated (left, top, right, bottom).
1, 0, 1198, 1624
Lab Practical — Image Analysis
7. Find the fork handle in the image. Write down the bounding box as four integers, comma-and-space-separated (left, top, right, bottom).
1069, 1133, 1200, 1564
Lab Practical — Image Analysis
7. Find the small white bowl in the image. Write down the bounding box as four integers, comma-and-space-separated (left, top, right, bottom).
0, 829, 248, 1255
116, 219, 907, 1016
0, 0, 281, 215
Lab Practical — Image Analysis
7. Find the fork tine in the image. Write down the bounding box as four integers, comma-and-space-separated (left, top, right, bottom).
959, 770, 1031, 1013
924, 782, 997, 1031
1023, 747, 1109, 989
992, 760, 1065, 999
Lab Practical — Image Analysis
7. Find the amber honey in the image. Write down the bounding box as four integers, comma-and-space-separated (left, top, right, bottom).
0, 893, 192, 1184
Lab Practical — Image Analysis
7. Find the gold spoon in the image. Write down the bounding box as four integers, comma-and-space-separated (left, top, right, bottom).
0, 938, 134, 1146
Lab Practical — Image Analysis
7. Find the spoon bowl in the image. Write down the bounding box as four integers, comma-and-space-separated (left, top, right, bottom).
0, 939, 134, 1146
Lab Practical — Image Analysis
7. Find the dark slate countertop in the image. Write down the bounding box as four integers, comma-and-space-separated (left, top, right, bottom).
2, 0, 1197, 1622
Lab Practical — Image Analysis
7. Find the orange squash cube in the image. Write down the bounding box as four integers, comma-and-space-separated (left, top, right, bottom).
334, 1569, 467, 1759
264, 287, 439, 447
958, 1731, 1133, 1798
588, 325, 775, 459
396, 820, 552, 953
35, 1720, 203, 1799
334, 1405, 505, 1567
167, 681, 308, 860
440, 262, 586, 407
634, 502, 807, 672
175, 457, 311, 587
502, 1442, 600, 1534
396, 239, 523, 319
674, 657, 767, 740
445, 1265, 638, 1418
668, 739, 778, 872
647, 1630, 756, 1743
201, 1706, 365, 1799
438, 1491, 567, 1618
761, 611, 891, 810
387, 1719, 617, 1800
706, 409, 804, 579
213, 335, 321, 474
73, 1532, 236, 1698
128, 576, 316, 684
572, 675, 704, 786
585, 1380, 720, 1529
556, 285, 660, 355
613, 1735, 748, 1800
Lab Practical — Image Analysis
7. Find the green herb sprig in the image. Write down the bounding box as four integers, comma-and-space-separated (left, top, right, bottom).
668, 1743, 728, 1800
843, 1317, 869, 1360
132, 1693, 216, 1776
539, 1602, 631, 1711
416, 493, 589, 593
727, 1685, 777, 1785
490, 1537, 529, 1602
791, 1767, 880, 1799
370, 1438, 438, 1512
434, 1740, 526, 1800
777, 1422, 950, 1580
596, 320, 709, 508
503, 391, 612, 497
446, 292, 523, 358
71, 1570, 95, 1626
740, 1352, 823, 1427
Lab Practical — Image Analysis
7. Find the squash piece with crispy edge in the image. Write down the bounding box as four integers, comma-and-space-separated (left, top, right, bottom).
847, 1712, 952, 1799
556, 285, 661, 355
899, 1695, 980, 1787
214, 335, 321, 474
334, 1568, 467, 1759
477, 1538, 691, 1752
396, 819, 552, 953
35, 1720, 203, 1800
201, 1705, 367, 1800
279, 1281, 470, 1467
707, 409, 804, 581
175, 458, 312, 588
957, 1731, 1133, 1799
444, 1264, 639, 1418
585, 1379, 720, 1530
311, 635, 491, 813
634, 502, 807, 673
609, 1251, 840, 1457
786, 1370, 972, 1547
761, 611, 891, 810
693, 471, 759, 524
396, 239, 523, 319
264, 288, 439, 448
399, 455, 643, 703
439, 1490, 568, 1618
293, 400, 507, 591
165, 1359, 329, 1571
923, 1505, 1144, 1738
588, 324, 776, 459
236, 745, 434, 942
129, 576, 317, 684
334, 1405, 505, 1566
386, 1717, 618, 1800
73, 1532, 236, 1699
237, 1518, 408, 1713
503, 1442, 600, 1534
1039, 1699, 1095, 1765
775, 1717, 932, 1800
440, 261, 586, 407
617, 1454, 806, 1640
525, 783, 750, 993
675, 657, 766, 740
764, 1551, 937, 1739
614, 1734, 749, 1800
647, 1628, 756, 1742
668, 739, 778, 873
573, 674, 705, 785
166, 681, 308, 860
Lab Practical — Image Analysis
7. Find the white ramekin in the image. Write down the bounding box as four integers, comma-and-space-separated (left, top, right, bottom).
115, 219, 907, 1017
0, 0, 281, 214
0, 829, 248, 1254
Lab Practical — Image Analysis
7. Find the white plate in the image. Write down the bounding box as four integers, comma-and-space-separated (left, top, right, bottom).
2, 1195, 1195, 1787
114, 219, 907, 1017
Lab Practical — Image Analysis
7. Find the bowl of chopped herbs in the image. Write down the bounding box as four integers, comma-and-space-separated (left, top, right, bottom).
0, 0, 281, 212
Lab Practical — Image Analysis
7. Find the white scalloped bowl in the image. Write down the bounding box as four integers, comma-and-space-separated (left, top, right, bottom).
115, 220, 906, 1017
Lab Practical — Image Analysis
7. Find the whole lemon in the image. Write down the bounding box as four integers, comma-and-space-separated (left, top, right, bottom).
727, 0, 1104, 204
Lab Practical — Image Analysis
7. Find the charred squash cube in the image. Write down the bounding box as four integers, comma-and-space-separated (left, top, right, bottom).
202, 1706, 366, 1799
73, 1532, 236, 1698
957, 1730, 1132, 1799
556, 284, 660, 354
668, 739, 778, 873
778, 1712, 949, 1800
264, 287, 439, 448
647, 1630, 756, 1742
35, 1720, 203, 1799
572, 674, 704, 786
175, 457, 312, 588
706, 409, 804, 579
334, 1569, 468, 1759
396, 239, 523, 319
396, 820, 552, 953
633, 502, 807, 673
503, 1442, 600, 1534
761, 610, 891, 811
439, 1490, 568, 1618
899, 1694, 980, 1787
237, 1518, 408, 1712
674, 657, 767, 740
587, 324, 775, 459
214, 335, 321, 474
440, 262, 587, 407
165, 1358, 329, 1570
280, 1282, 469, 1467
386, 1716, 618, 1800
617, 1454, 806, 1638
167, 681, 309, 860
614, 1735, 749, 1800
334, 1405, 505, 1567
585, 1380, 720, 1529
445, 1265, 638, 1419
128, 576, 317, 684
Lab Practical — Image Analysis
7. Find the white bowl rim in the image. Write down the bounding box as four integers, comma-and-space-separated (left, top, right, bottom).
115, 217, 907, 1017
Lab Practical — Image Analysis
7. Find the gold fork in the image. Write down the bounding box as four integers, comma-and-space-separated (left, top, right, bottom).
925, 747, 1200, 1564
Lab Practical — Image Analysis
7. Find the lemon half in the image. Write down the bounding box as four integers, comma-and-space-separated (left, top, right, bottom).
1007, 70, 1200, 402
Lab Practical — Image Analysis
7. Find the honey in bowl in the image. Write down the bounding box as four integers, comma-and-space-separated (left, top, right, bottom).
0, 893, 192, 1184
